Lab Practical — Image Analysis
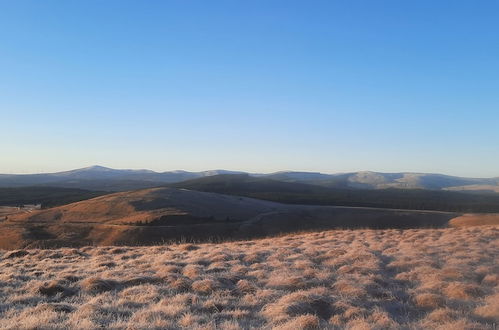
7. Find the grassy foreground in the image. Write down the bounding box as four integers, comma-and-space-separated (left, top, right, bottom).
0, 226, 497, 329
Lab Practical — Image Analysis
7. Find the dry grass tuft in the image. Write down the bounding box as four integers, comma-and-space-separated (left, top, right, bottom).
263, 288, 334, 322
274, 314, 321, 329
80, 277, 119, 293
178, 312, 202, 327
236, 279, 257, 294
482, 274, 499, 286
443, 282, 483, 300
427, 308, 457, 323
37, 303, 74, 313
122, 276, 161, 287
333, 280, 367, 298
36, 280, 69, 296
266, 273, 306, 290
183, 264, 202, 279
166, 276, 192, 292
191, 279, 219, 294
157, 264, 182, 276
414, 293, 445, 309
474, 293, 499, 322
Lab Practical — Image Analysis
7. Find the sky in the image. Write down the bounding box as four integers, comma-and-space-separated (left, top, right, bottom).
1, 1, 498, 177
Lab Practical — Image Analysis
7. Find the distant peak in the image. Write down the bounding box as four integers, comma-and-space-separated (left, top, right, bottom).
356, 171, 377, 175
79, 165, 112, 171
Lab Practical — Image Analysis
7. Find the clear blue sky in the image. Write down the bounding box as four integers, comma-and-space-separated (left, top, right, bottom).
1, 1, 498, 177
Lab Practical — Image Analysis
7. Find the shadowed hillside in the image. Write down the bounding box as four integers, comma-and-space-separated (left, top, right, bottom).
170, 174, 499, 213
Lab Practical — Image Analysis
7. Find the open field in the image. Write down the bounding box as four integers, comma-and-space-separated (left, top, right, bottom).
0, 226, 497, 329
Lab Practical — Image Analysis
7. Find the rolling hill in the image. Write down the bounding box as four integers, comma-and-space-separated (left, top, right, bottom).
0, 187, 459, 249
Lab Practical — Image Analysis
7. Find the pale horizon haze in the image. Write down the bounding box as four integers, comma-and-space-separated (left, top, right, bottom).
1, 1, 498, 177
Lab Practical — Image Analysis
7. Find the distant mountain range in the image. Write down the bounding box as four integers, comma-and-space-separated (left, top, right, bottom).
0, 165, 498, 193
0, 166, 245, 191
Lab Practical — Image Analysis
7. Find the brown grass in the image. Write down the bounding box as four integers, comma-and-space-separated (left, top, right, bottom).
0, 225, 497, 329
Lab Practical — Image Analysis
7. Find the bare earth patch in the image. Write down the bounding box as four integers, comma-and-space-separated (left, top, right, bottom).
0, 226, 497, 329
